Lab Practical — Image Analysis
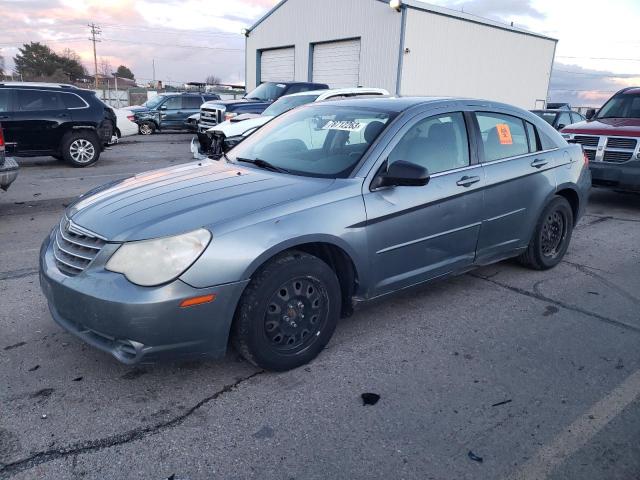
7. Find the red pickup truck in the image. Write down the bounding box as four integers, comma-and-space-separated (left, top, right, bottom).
562, 87, 640, 192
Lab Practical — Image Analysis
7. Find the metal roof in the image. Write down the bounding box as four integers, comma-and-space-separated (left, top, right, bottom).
248, 0, 557, 42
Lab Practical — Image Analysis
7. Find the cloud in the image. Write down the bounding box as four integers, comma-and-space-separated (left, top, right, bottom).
446, 0, 545, 21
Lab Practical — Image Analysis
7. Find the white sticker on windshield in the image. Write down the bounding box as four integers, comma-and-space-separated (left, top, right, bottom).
322, 120, 364, 132
276, 84, 286, 88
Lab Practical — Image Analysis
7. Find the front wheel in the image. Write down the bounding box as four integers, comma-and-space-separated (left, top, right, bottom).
61, 132, 100, 167
139, 121, 156, 135
518, 196, 574, 270
232, 251, 341, 371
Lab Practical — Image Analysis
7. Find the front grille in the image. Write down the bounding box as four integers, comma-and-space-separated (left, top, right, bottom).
603, 151, 634, 163
53, 217, 106, 276
573, 135, 599, 147
584, 149, 596, 161
606, 137, 637, 150
200, 108, 222, 126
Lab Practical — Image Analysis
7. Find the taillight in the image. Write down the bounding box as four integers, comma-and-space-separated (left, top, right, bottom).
583, 150, 589, 166
127, 115, 135, 122
0, 125, 5, 151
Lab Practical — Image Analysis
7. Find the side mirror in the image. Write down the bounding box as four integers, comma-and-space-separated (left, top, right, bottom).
585, 108, 596, 120
372, 160, 430, 189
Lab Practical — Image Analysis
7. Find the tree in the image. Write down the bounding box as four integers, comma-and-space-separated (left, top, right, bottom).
98, 57, 112, 78
115, 65, 134, 80
205, 74, 221, 85
0, 52, 4, 79
13, 42, 85, 81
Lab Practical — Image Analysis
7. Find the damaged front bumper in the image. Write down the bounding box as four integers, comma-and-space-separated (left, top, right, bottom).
0, 156, 19, 191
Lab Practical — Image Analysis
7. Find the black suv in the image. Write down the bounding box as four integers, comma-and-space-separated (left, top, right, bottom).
0, 82, 116, 167
130, 92, 221, 135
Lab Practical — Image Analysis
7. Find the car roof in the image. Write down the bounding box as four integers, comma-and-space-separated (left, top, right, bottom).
621, 87, 640, 95
283, 87, 390, 100
306, 96, 463, 113
0, 82, 78, 89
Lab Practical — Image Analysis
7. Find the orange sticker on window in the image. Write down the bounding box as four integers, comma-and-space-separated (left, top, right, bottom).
496, 124, 513, 145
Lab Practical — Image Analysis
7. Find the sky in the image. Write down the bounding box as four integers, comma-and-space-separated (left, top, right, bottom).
1, 0, 639, 107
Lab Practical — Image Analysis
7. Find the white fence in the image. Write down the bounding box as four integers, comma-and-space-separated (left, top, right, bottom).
93, 89, 130, 108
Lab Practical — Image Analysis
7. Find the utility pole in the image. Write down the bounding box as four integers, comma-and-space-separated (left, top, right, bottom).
88, 23, 101, 89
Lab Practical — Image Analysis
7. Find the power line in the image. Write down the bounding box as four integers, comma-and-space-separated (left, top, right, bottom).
557, 55, 640, 62
553, 69, 639, 78
548, 89, 617, 93
100, 37, 243, 52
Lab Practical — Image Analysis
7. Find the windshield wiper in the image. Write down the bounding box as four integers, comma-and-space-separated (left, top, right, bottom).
236, 157, 290, 174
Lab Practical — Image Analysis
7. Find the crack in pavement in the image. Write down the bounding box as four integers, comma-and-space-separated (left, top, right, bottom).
0, 268, 39, 281
0, 370, 264, 479
562, 260, 640, 306
584, 214, 640, 224
470, 273, 640, 335
577, 215, 613, 229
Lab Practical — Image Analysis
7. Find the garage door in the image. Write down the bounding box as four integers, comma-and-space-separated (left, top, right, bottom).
260, 47, 295, 83
312, 39, 361, 88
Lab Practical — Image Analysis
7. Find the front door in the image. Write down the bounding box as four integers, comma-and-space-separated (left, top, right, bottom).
363, 111, 485, 297
159, 96, 183, 128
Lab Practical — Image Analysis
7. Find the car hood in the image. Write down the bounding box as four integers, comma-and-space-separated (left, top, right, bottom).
67, 160, 334, 242
210, 116, 272, 137
201, 99, 268, 109
562, 118, 640, 137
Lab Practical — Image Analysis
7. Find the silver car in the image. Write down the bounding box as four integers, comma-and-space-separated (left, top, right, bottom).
39, 97, 591, 371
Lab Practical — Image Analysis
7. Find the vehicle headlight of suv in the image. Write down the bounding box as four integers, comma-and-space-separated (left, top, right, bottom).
106, 229, 211, 287
223, 135, 246, 150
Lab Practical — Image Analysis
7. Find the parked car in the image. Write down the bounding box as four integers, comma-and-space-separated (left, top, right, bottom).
562, 87, 640, 192
193, 87, 389, 158
114, 108, 139, 139
39, 97, 590, 371
131, 92, 221, 135
0, 82, 116, 167
532, 108, 586, 131
198, 81, 329, 132
0, 123, 18, 191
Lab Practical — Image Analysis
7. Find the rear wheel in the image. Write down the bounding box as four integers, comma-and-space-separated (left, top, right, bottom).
139, 122, 156, 135
518, 196, 574, 270
61, 132, 100, 167
232, 251, 341, 371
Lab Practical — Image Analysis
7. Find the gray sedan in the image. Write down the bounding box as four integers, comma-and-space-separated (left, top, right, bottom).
39, 97, 591, 371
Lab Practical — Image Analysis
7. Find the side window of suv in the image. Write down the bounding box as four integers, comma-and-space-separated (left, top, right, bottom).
388, 112, 470, 175
163, 96, 182, 110
183, 96, 203, 109
0, 89, 11, 112
17, 89, 62, 111
61, 93, 87, 109
476, 112, 529, 162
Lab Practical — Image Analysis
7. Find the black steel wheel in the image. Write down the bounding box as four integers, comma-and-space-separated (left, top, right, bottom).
232, 250, 341, 371
518, 196, 574, 270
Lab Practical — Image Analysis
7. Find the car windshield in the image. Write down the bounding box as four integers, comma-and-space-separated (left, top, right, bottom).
597, 92, 640, 119
534, 112, 557, 125
228, 104, 395, 178
142, 96, 165, 109
262, 94, 319, 117
245, 82, 286, 101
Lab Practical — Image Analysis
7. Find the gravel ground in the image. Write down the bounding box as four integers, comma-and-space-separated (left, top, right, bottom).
1, 133, 639, 480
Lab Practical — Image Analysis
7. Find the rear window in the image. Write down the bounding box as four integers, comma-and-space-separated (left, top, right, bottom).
0, 90, 11, 112
183, 96, 204, 109
476, 112, 529, 162
61, 93, 87, 109
16, 89, 61, 111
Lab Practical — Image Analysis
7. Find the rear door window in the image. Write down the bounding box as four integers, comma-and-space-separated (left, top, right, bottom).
163, 96, 182, 110
183, 96, 203, 109
0, 89, 11, 112
475, 112, 529, 162
61, 93, 87, 109
16, 89, 62, 111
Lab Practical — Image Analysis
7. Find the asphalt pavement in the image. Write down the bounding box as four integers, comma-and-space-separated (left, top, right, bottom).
1, 133, 639, 480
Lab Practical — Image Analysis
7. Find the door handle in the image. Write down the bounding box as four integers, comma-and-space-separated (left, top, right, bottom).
0, 115, 9, 119
57, 113, 69, 118
531, 159, 548, 169
456, 175, 481, 187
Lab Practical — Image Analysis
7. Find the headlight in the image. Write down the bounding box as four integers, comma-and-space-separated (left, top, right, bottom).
223, 135, 246, 150
224, 112, 238, 121
106, 229, 211, 286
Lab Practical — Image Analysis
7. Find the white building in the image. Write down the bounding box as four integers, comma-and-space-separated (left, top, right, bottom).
245, 0, 557, 109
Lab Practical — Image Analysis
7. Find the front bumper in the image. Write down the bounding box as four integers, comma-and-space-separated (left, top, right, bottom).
590, 159, 640, 192
0, 156, 19, 191
39, 229, 249, 364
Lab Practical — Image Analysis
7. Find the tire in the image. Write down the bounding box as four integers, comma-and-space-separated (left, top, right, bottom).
518, 196, 574, 270
139, 122, 156, 135
232, 250, 341, 371
61, 131, 100, 168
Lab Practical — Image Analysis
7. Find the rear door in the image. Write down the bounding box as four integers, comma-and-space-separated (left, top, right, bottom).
0, 89, 17, 154
12, 89, 65, 152
363, 111, 485, 296
181, 96, 205, 123
474, 111, 559, 264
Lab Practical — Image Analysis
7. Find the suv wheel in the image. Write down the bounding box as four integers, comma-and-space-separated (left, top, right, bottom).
62, 132, 100, 167
518, 196, 574, 270
139, 122, 156, 135
232, 250, 341, 371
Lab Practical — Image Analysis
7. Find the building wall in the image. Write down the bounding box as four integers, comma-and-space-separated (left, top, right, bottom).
246, 0, 402, 92
400, 8, 556, 109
